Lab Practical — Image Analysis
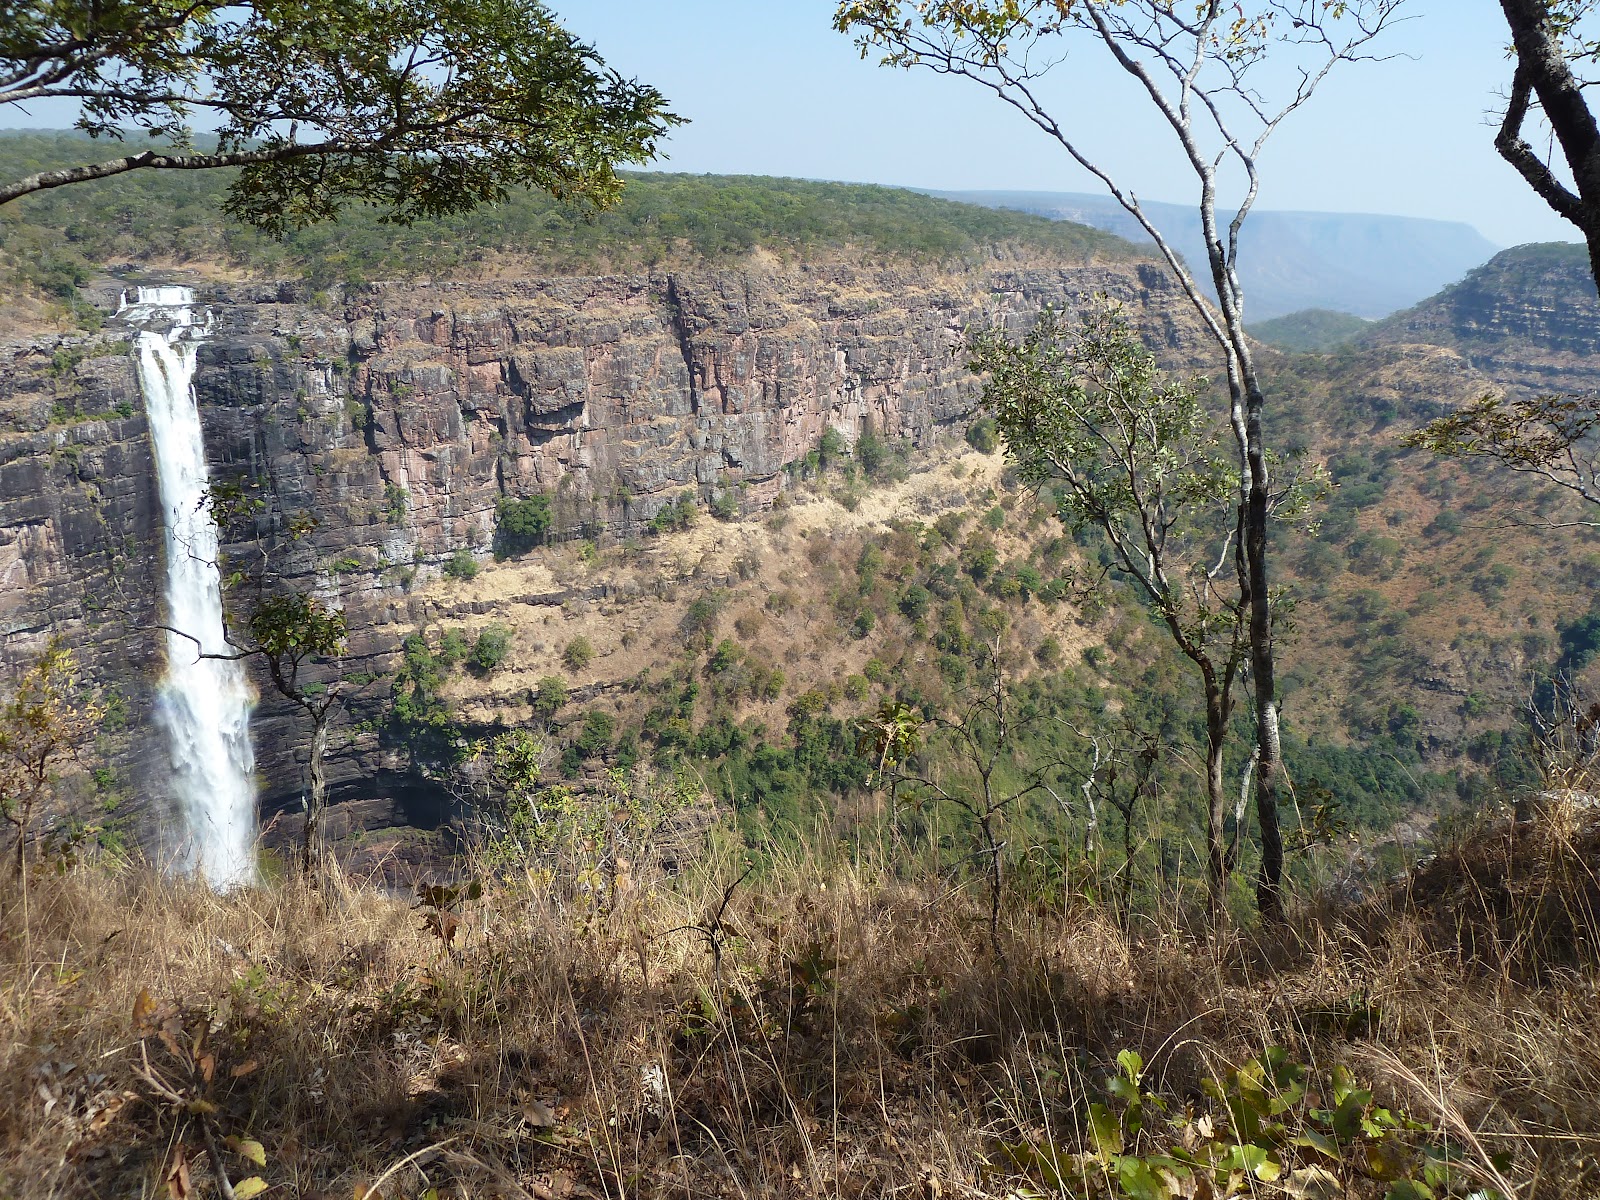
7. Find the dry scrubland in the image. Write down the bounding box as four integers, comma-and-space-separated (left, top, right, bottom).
1, 798, 1598, 1200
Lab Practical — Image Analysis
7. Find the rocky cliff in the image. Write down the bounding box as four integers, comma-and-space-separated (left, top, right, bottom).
0, 256, 1204, 850
1366, 242, 1600, 393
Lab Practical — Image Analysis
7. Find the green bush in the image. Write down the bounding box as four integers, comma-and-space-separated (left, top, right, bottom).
470, 624, 512, 674
533, 674, 569, 717
437, 627, 471, 669
444, 548, 479, 581
496, 494, 553, 557
899, 584, 932, 621
649, 492, 698, 536
562, 635, 595, 672
965, 416, 1000, 453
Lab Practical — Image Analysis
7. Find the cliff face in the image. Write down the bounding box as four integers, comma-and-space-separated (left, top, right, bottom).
0, 257, 1204, 845
1367, 243, 1600, 393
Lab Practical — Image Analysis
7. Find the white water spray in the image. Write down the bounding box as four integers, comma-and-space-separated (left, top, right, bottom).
122, 286, 258, 887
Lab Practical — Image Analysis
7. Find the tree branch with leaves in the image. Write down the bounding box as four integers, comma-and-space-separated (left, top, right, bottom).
0, 0, 681, 234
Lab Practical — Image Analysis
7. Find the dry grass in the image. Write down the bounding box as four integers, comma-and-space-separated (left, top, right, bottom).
2, 819, 1598, 1200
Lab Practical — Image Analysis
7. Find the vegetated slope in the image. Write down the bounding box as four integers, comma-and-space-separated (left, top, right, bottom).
1364, 241, 1600, 392
1248, 307, 1370, 351
0, 131, 1137, 308
367, 253, 1600, 893
931, 188, 1501, 320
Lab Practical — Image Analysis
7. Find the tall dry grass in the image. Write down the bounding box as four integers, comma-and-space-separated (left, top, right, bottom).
1, 816, 1597, 1199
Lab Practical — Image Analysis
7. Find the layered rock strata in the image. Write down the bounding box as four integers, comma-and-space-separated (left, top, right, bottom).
0, 257, 1204, 841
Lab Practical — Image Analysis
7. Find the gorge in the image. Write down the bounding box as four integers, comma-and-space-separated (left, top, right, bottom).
3, 161, 1599, 873
0, 252, 1206, 861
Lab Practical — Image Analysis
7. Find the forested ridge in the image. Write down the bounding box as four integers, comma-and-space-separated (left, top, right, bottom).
0, 131, 1136, 305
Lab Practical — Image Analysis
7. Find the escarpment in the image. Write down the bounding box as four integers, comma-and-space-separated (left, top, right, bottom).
0, 256, 1206, 847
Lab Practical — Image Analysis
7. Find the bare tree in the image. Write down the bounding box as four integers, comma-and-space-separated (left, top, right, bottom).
835, 0, 1404, 918
865, 639, 1078, 956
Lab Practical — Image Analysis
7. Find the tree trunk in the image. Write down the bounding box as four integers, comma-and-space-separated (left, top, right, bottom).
1204, 696, 1230, 920
1244, 379, 1286, 922
1497, 0, 1600, 286
301, 715, 330, 881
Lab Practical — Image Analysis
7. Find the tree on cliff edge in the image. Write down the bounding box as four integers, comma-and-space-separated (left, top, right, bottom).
835, 0, 1405, 920
0, 0, 679, 234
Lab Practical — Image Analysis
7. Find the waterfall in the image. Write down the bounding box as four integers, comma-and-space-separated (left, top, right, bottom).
122, 286, 258, 887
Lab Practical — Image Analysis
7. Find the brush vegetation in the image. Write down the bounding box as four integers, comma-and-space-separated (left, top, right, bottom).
0, 791, 1596, 1199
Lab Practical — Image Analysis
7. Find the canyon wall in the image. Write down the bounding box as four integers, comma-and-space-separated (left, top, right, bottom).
0, 256, 1204, 845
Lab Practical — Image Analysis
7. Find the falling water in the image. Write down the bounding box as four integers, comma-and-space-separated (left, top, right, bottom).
122, 286, 258, 887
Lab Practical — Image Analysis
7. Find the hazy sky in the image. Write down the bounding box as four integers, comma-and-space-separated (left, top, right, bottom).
546, 0, 1576, 250
0, 2, 1577, 249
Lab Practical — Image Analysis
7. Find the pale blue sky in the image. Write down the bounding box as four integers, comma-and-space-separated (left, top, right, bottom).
548, 0, 1576, 250
1, 2, 1577, 248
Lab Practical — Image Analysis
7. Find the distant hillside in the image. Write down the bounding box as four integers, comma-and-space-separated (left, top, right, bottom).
1364, 243, 1600, 391
0, 131, 1140, 305
929, 189, 1501, 320
1249, 308, 1370, 352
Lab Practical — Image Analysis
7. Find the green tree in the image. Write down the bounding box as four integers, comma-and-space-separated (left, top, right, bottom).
470, 624, 512, 674
836, 0, 1403, 920
496, 494, 553, 557
973, 303, 1278, 916
0, 0, 680, 232
533, 674, 569, 720
0, 638, 101, 876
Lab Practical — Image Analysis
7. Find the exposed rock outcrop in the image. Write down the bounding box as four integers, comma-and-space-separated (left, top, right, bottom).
0, 257, 1207, 845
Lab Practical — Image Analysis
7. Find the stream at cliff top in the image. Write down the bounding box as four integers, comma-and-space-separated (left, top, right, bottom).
122, 285, 258, 888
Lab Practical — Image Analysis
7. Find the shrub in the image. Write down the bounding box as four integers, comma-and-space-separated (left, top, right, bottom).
851, 610, 876, 639
961, 535, 1000, 582
444, 548, 479, 581
533, 674, 569, 717
899, 584, 932, 621
683, 593, 726, 641
649, 492, 698, 536
437, 627, 470, 669
383, 482, 409, 524
470, 624, 512, 674
965, 416, 999, 453
707, 639, 743, 674
496, 494, 552, 557
562, 635, 595, 672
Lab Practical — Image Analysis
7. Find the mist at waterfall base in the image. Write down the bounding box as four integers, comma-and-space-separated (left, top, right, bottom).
123, 286, 259, 888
